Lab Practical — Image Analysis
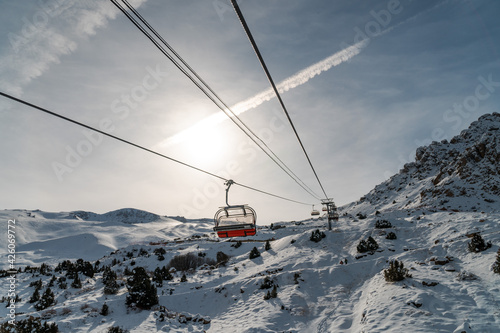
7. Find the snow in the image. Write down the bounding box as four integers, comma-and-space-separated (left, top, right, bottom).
1, 208, 499, 332
1, 113, 499, 332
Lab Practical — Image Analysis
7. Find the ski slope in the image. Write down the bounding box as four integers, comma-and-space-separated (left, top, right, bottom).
1, 207, 499, 332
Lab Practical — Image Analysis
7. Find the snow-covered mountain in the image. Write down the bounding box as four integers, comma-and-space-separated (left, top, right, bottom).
1, 114, 499, 332
345, 112, 500, 215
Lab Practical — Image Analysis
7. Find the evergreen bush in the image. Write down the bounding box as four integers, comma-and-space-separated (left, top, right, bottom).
384, 260, 412, 282
310, 229, 326, 243
167, 253, 214, 271
34, 288, 56, 311
264, 285, 278, 300
249, 247, 261, 259
107, 326, 128, 333
492, 248, 500, 274
103, 267, 120, 295
357, 236, 379, 253
265, 240, 272, 251
386, 232, 397, 240
216, 251, 230, 266
125, 267, 158, 310
71, 274, 82, 289
100, 303, 109, 316
0, 317, 59, 332
468, 233, 492, 253
375, 220, 392, 229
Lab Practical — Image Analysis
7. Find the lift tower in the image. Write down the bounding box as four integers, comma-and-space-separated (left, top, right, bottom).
321, 199, 339, 230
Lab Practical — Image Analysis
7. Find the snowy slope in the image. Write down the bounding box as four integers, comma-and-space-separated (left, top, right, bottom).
1, 113, 500, 332
344, 112, 500, 216
0, 209, 214, 267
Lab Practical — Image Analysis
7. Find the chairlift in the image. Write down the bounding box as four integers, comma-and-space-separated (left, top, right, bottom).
214, 180, 257, 238
322, 206, 328, 212
311, 205, 320, 216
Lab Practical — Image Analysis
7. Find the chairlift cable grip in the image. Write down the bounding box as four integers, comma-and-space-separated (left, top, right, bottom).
225, 179, 235, 206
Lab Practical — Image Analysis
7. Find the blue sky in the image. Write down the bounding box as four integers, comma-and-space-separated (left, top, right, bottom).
0, 0, 499, 224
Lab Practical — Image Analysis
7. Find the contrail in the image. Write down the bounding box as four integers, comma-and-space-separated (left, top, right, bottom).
161, 40, 368, 146
161, 0, 447, 147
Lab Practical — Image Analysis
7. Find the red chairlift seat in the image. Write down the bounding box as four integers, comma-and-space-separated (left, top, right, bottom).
214, 205, 257, 238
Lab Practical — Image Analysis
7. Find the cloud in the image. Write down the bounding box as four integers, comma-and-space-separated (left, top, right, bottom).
0, 0, 147, 97
162, 40, 369, 147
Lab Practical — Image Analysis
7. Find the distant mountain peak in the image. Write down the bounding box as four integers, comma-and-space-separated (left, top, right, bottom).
71, 208, 161, 223
346, 112, 500, 215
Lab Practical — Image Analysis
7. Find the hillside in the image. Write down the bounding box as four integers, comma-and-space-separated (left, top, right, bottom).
345, 112, 500, 216
1, 113, 499, 332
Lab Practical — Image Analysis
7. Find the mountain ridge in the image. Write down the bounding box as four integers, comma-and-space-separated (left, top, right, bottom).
344, 112, 500, 216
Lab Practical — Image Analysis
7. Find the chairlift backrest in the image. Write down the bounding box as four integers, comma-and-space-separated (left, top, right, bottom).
214, 205, 257, 238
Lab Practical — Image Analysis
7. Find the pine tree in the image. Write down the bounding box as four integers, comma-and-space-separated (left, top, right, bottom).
103, 266, 120, 295
492, 248, 500, 274
152, 267, 164, 287
34, 288, 56, 310
71, 274, 82, 289
126, 267, 158, 309
249, 247, 261, 259
29, 287, 40, 303
265, 240, 271, 251
468, 233, 492, 253
366, 237, 379, 251
100, 303, 109, 316
384, 260, 412, 282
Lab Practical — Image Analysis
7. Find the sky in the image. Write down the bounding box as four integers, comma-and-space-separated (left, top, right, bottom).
0, 0, 499, 225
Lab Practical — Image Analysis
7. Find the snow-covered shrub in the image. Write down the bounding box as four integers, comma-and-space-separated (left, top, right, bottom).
357, 236, 379, 253
126, 267, 158, 310
216, 251, 230, 266
264, 285, 278, 300
29, 278, 42, 289
167, 253, 215, 271
492, 248, 500, 274
154, 248, 166, 261
384, 260, 411, 282
34, 288, 56, 311
100, 303, 109, 316
0, 317, 59, 332
231, 241, 242, 248
386, 232, 397, 240
456, 270, 478, 281
75, 259, 94, 278
103, 266, 120, 295
57, 277, 67, 290
249, 247, 261, 259
259, 276, 276, 289
71, 274, 82, 289
29, 287, 40, 303
375, 220, 392, 229
468, 233, 492, 253
107, 326, 128, 333
180, 274, 188, 282
356, 213, 367, 219
310, 229, 326, 243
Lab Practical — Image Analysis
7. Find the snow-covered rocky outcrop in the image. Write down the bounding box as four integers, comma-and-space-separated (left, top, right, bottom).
345, 112, 500, 216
